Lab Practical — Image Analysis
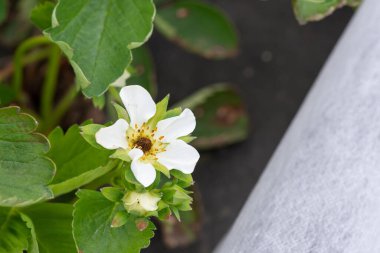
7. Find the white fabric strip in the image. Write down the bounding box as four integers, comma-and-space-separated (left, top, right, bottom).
215, 0, 380, 252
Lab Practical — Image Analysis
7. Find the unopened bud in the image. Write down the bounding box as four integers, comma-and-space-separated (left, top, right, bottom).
111, 211, 128, 228
135, 218, 149, 231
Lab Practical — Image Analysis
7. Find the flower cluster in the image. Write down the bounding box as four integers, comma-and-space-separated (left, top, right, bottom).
82, 85, 199, 226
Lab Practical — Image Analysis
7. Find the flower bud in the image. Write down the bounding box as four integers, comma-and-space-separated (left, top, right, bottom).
123, 191, 160, 216
135, 218, 149, 231
111, 211, 128, 228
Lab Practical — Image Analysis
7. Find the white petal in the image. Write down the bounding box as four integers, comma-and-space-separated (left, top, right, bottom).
130, 157, 156, 187
123, 192, 139, 205
128, 148, 144, 160
120, 85, 156, 128
139, 193, 160, 211
156, 109, 196, 142
95, 119, 129, 150
157, 140, 199, 174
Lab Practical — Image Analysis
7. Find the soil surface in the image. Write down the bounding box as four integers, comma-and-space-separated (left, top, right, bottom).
147, 0, 353, 252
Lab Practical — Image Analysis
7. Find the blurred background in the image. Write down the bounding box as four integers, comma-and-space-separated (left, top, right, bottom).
147, 0, 353, 252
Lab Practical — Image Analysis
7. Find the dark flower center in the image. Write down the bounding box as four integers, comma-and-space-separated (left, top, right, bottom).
135, 137, 152, 153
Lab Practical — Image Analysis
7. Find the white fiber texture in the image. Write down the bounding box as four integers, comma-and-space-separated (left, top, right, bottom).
215, 0, 380, 252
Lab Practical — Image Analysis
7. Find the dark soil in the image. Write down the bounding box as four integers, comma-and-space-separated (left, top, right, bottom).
147, 0, 353, 252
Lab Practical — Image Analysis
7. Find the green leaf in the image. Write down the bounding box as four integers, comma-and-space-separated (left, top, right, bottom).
0, 107, 55, 207
0, 0, 7, 24
22, 203, 76, 253
46, 0, 156, 97
127, 47, 157, 97
73, 190, 155, 253
0, 208, 30, 253
155, 0, 238, 59
47, 125, 113, 195
0, 84, 16, 106
292, 0, 358, 24
175, 84, 248, 150
30, 2, 55, 30
19, 213, 39, 253
48, 125, 112, 183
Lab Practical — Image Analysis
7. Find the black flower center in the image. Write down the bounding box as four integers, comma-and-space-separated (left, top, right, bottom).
135, 137, 152, 153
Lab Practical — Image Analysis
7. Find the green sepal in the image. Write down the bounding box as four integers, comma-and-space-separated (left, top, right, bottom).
153, 161, 171, 178
170, 170, 194, 188
125, 166, 142, 187
164, 107, 182, 119
110, 149, 131, 162
148, 95, 169, 128
162, 184, 193, 213
101, 187, 124, 202
80, 123, 104, 149
171, 206, 181, 221
178, 135, 197, 143
111, 211, 129, 228
112, 102, 130, 123
157, 206, 171, 221
146, 172, 161, 190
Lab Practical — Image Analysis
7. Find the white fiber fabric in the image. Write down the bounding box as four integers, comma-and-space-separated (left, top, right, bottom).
215, 0, 380, 252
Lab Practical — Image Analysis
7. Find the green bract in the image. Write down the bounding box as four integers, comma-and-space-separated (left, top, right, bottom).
0, 107, 55, 207
45, 0, 156, 97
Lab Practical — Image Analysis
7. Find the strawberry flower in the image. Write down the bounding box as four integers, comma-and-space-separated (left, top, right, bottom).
95, 85, 200, 187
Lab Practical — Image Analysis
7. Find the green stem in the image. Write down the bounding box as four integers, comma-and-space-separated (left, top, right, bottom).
11, 36, 52, 98
109, 86, 122, 103
40, 45, 61, 118
0, 48, 51, 82
49, 160, 119, 197
41, 85, 78, 132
